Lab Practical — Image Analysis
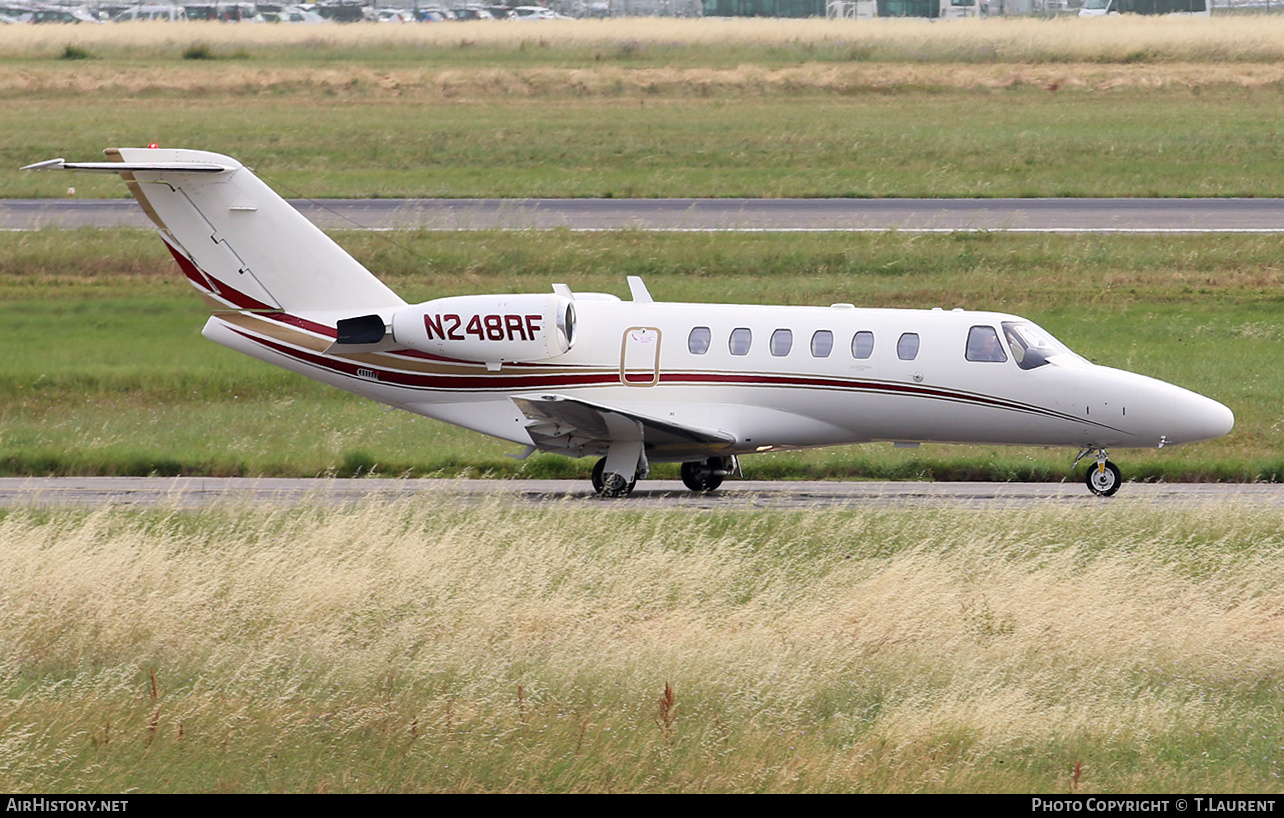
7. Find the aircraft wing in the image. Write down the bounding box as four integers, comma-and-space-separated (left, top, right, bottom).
511, 393, 736, 459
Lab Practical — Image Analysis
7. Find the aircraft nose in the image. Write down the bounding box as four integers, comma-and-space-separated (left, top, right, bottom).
1173, 392, 1234, 445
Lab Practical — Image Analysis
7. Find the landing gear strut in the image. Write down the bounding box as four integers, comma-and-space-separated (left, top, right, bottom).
590, 420, 647, 498
1074, 447, 1122, 497
680, 456, 738, 493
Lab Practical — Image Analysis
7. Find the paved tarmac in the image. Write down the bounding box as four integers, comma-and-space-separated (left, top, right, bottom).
2, 477, 1279, 511
5, 198, 1272, 512
6, 198, 1284, 232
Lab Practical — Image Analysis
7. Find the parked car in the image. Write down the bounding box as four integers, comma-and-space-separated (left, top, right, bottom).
183, 2, 264, 20
411, 6, 451, 20
259, 3, 325, 21
510, 4, 562, 18
313, 0, 364, 20
28, 4, 103, 22
114, 4, 188, 20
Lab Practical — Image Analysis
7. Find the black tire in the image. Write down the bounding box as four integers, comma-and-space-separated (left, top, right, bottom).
680, 459, 725, 493
591, 457, 606, 493
1085, 460, 1122, 497
592, 457, 636, 497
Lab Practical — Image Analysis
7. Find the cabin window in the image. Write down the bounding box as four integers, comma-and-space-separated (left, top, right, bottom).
770, 329, 793, 357
729, 328, 752, 356
811, 330, 833, 358
897, 332, 920, 361
851, 331, 874, 359
965, 326, 1007, 363
688, 326, 711, 355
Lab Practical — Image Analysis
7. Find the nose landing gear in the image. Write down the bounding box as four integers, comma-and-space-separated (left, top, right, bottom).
1074, 447, 1122, 497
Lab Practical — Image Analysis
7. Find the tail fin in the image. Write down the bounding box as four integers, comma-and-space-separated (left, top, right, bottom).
26, 148, 405, 319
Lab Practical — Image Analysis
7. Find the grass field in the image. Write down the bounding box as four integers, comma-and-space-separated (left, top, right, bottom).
6, 18, 1284, 198
13, 88, 1284, 200
3, 15, 1283, 795
3, 499, 1283, 792
1, 228, 1277, 484
2, 18, 1279, 479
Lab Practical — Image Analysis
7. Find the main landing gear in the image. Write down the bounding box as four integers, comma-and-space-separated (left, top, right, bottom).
591, 456, 638, 497
591, 454, 740, 497
590, 423, 648, 497
680, 456, 739, 493
1074, 447, 1122, 497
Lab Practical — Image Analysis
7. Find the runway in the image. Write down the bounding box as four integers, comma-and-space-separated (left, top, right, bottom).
5, 198, 1269, 511
6, 197, 1284, 232
2, 477, 1280, 511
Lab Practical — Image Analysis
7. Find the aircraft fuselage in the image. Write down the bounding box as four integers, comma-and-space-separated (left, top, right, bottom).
204, 297, 1234, 463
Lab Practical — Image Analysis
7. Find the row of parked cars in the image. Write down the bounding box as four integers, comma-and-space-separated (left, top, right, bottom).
369, 5, 573, 21
0, 2, 575, 22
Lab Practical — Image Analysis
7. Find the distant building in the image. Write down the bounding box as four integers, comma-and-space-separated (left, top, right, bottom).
704, 0, 826, 16
708, 0, 984, 15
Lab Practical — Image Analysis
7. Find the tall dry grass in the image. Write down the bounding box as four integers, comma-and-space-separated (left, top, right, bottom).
2, 496, 1282, 791
7, 60, 1284, 99
6, 17, 1284, 100
4, 17, 1284, 63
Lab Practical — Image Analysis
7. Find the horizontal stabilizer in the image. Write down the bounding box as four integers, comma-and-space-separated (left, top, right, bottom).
512, 393, 736, 459
22, 158, 233, 174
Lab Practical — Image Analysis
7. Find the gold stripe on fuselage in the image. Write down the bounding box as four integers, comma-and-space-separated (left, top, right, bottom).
216, 311, 614, 378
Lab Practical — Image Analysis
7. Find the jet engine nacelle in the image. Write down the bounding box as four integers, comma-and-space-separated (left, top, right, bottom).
390, 293, 575, 364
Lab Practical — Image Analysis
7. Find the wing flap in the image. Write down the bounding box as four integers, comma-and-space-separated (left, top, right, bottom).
512, 393, 736, 459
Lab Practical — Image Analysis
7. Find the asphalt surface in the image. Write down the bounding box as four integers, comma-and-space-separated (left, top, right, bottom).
2, 477, 1280, 510
6, 198, 1284, 232
7, 198, 1272, 510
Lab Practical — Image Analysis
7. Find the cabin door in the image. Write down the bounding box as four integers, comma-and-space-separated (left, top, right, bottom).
619, 327, 661, 387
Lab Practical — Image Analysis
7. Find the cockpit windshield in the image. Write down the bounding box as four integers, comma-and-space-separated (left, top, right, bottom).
1001, 321, 1082, 370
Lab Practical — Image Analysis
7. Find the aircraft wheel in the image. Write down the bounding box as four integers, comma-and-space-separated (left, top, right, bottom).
1085, 459, 1122, 497
680, 459, 725, 493
591, 457, 636, 497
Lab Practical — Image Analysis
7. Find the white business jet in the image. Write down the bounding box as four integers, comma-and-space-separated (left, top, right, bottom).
25, 148, 1235, 497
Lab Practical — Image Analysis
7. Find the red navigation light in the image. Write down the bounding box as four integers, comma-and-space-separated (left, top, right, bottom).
147, 143, 159, 149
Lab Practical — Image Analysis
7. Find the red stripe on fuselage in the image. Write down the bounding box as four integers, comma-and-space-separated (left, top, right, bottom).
231, 328, 618, 391
225, 323, 1121, 432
